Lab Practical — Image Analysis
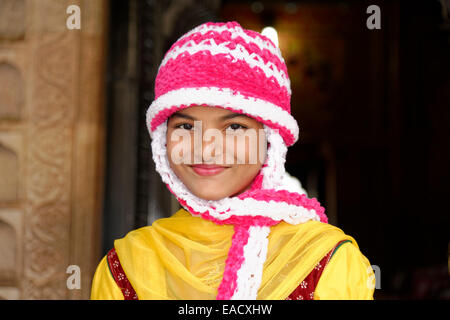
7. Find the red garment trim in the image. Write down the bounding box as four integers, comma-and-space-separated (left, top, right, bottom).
106, 248, 138, 300
286, 240, 351, 300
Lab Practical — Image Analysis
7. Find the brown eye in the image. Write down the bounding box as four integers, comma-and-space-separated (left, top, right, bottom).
227, 123, 247, 131
176, 123, 193, 130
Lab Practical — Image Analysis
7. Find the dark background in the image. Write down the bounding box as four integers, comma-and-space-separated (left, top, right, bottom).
102, 0, 450, 299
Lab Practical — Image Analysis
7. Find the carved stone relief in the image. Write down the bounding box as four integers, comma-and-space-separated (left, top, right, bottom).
0, 63, 24, 120
22, 1, 77, 299
0, 0, 26, 40
0, 208, 23, 294
0, 144, 18, 202
0, 219, 17, 285
0, 0, 107, 299
0, 132, 23, 202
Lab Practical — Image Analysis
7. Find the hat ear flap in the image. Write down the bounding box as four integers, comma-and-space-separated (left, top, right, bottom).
260, 125, 287, 190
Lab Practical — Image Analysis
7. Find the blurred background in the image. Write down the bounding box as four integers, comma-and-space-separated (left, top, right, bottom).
0, 0, 448, 299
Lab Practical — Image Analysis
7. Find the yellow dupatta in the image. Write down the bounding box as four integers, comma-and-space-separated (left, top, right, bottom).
109, 208, 355, 300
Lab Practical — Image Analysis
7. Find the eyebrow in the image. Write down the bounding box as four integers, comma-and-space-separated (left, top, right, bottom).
220, 113, 249, 120
170, 113, 195, 120
171, 112, 249, 121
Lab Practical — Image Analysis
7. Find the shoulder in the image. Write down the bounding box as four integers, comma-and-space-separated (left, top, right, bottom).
114, 224, 158, 255
315, 240, 375, 300
121, 225, 154, 242
115, 208, 191, 248
273, 219, 347, 236
90, 255, 124, 300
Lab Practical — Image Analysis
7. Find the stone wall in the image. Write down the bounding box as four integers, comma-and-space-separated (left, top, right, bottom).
0, 0, 107, 299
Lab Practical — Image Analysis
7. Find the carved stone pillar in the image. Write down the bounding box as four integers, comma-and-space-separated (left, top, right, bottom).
0, 0, 108, 299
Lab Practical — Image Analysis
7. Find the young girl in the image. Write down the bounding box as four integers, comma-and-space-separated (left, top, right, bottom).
91, 21, 375, 300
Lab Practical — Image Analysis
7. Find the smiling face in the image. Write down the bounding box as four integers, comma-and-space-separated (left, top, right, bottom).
166, 106, 266, 201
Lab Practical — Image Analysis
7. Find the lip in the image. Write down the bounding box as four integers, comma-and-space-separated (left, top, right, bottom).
189, 164, 229, 176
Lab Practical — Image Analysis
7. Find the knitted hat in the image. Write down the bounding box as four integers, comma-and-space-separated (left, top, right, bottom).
146, 21, 328, 300
147, 21, 299, 146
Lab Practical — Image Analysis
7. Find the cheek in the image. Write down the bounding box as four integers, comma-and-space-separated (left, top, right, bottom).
166, 132, 194, 165
224, 162, 262, 196
225, 133, 265, 165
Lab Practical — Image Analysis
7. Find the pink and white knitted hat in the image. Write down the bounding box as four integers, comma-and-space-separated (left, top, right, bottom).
147, 21, 299, 146
146, 21, 328, 300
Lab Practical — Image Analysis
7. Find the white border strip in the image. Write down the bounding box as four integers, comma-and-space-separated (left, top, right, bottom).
231, 226, 270, 300
214, 197, 321, 225
146, 87, 299, 145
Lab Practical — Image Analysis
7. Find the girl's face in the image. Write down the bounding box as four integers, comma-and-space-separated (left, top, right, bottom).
166, 106, 266, 201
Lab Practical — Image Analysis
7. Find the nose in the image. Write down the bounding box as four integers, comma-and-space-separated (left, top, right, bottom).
203, 138, 224, 164
192, 128, 224, 164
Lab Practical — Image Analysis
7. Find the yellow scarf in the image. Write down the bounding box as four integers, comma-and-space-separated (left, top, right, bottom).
113, 208, 355, 300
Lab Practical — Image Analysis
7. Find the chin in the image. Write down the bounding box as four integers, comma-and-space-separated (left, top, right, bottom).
190, 187, 230, 201
183, 177, 230, 200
